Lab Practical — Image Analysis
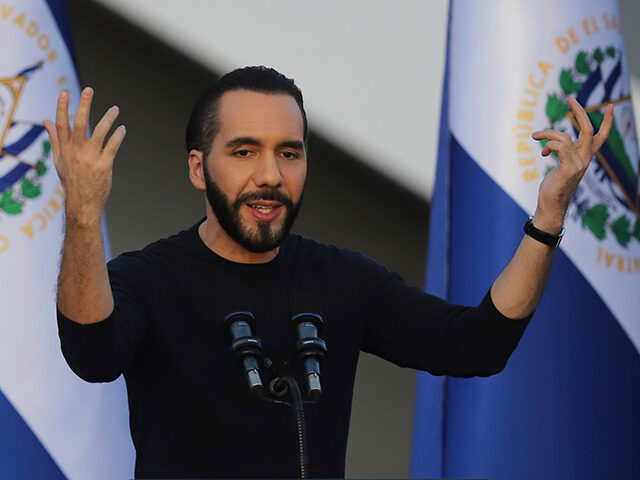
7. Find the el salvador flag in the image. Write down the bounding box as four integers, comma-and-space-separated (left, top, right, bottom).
0, 1, 134, 478
411, 1, 640, 479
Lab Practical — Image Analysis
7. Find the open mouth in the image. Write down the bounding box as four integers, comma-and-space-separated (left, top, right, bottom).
246, 201, 283, 220
248, 204, 277, 213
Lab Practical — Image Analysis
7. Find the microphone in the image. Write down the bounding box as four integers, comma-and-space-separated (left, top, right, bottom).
224, 311, 264, 394
290, 312, 327, 401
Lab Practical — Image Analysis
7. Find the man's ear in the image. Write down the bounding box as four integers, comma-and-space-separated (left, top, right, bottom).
188, 149, 206, 191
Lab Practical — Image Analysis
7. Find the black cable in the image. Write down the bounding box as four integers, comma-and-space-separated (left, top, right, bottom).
270, 376, 309, 479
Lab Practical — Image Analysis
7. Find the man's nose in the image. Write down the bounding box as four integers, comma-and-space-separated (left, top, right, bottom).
253, 154, 283, 188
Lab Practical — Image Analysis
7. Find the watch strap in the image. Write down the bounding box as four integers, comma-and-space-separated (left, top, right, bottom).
523, 215, 565, 248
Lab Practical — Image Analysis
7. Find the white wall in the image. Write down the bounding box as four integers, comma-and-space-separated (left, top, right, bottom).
92, 0, 448, 199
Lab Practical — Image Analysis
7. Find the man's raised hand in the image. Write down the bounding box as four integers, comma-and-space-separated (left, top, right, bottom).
43, 87, 126, 226
530, 97, 614, 232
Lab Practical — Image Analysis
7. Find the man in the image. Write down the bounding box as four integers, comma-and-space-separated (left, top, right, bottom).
44, 66, 612, 479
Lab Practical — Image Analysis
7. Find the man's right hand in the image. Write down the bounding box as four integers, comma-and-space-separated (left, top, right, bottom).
43, 87, 126, 225
45, 87, 125, 324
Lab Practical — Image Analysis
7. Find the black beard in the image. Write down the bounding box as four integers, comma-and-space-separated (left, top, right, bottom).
203, 164, 302, 253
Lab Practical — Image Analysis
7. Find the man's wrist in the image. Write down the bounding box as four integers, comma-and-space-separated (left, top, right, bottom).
531, 208, 565, 235
64, 207, 103, 229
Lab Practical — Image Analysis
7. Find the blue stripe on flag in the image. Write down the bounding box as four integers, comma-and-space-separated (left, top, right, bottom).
16, 64, 42, 78
432, 136, 640, 479
0, 389, 65, 479
577, 67, 602, 106
2, 125, 46, 157
0, 125, 45, 192
0, 164, 31, 192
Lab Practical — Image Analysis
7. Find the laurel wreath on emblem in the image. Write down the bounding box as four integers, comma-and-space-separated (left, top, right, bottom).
0, 63, 52, 217
0, 142, 50, 215
543, 46, 640, 248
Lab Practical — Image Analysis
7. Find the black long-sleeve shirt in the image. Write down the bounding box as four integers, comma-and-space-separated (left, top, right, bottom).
57, 219, 531, 479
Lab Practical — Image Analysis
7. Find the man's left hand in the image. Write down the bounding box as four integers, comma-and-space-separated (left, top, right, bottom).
530, 98, 614, 233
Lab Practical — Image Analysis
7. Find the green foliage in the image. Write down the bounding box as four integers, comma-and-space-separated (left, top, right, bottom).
546, 94, 569, 124
35, 160, 47, 177
0, 189, 23, 215
611, 215, 632, 247
606, 46, 616, 58
559, 68, 581, 94
581, 203, 609, 239
20, 178, 41, 199
575, 51, 591, 74
593, 47, 604, 62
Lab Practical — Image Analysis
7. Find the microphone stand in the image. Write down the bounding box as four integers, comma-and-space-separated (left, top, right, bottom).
244, 374, 316, 479
267, 376, 310, 479
225, 312, 321, 478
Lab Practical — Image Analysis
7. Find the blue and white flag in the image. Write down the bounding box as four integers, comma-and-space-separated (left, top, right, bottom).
0, 1, 134, 478
411, 1, 640, 478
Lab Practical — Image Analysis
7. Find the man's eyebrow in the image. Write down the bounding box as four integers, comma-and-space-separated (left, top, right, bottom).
225, 137, 305, 151
277, 140, 305, 151
225, 137, 262, 149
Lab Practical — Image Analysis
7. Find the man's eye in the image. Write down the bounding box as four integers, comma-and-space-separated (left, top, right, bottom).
234, 150, 252, 158
281, 151, 299, 160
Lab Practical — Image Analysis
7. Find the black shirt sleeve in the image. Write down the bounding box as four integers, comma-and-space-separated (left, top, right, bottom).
57, 253, 149, 383
361, 268, 531, 377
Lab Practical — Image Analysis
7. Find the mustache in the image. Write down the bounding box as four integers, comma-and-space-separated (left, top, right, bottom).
233, 189, 294, 209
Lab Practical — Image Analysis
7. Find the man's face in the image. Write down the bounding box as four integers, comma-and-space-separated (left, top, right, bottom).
202, 90, 307, 253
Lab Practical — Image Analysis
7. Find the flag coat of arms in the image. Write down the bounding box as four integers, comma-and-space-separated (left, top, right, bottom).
0, 1, 134, 478
411, 1, 640, 478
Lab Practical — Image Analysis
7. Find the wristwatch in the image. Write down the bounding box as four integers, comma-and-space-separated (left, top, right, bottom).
523, 215, 565, 248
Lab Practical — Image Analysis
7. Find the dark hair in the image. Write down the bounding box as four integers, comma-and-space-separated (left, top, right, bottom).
185, 66, 308, 161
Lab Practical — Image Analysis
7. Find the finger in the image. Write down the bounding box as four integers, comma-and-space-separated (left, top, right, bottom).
42, 120, 61, 160
91, 106, 120, 146
72, 87, 94, 142
55, 90, 71, 142
102, 125, 126, 161
540, 140, 570, 159
592, 103, 614, 152
541, 143, 557, 157
532, 129, 572, 144
569, 97, 594, 145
